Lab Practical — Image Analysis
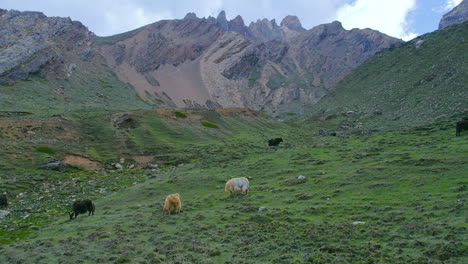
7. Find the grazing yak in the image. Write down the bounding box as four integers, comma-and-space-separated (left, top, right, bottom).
164, 193, 182, 215
456, 119, 468, 136
225, 177, 250, 195
268, 138, 283, 146
0, 193, 7, 208
69, 199, 95, 219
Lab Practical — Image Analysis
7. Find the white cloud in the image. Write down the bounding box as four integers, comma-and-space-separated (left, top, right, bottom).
335, 0, 418, 41
443, 0, 463, 11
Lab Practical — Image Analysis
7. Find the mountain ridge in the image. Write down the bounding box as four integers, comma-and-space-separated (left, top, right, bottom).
1, 3, 467, 116
96, 14, 401, 113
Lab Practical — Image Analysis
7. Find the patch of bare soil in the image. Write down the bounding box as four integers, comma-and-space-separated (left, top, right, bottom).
0, 117, 81, 142
63, 155, 100, 171
130, 155, 155, 168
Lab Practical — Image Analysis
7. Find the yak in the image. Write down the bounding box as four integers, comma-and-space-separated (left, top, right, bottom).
268, 138, 283, 146
164, 193, 182, 215
69, 199, 95, 219
0, 193, 7, 208
225, 177, 250, 195
456, 119, 468, 136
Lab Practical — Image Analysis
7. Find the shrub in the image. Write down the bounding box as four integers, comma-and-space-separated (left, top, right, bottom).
201, 120, 219, 129
35, 146, 56, 154
174, 111, 187, 118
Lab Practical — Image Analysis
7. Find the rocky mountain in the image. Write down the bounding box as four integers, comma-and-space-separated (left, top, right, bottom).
309, 21, 467, 130
0, 8, 402, 115
439, 0, 468, 29
0, 9, 150, 113
202, 11, 305, 42
0, 9, 94, 84
98, 14, 401, 113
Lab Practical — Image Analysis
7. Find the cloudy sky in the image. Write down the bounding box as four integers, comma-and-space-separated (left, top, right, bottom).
0, 0, 463, 40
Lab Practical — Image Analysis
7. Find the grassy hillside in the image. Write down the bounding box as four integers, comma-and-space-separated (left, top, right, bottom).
0, 108, 285, 192
0, 112, 466, 263
0, 55, 151, 115
308, 22, 468, 130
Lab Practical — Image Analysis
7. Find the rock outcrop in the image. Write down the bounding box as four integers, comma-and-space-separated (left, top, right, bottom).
208, 11, 307, 42
99, 16, 401, 113
1, 8, 403, 115
0, 9, 94, 84
439, 0, 468, 29
280, 15, 305, 32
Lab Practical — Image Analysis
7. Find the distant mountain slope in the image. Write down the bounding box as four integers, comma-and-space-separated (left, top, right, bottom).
0, 8, 401, 115
308, 22, 468, 130
97, 17, 401, 114
0, 9, 151, 114
439, 0, 468, 29
0, 9, 91, 84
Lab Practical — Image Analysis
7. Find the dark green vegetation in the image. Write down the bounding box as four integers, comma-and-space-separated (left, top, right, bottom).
201, 120, 220, 129
35, 146, 56, 155
310, 22, 468, 130
174, 111, 187, 118
0, 109, 466, 263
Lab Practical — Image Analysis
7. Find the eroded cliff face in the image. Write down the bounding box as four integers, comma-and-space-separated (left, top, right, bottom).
0, 9, 94, 84
98, 16, 402, 113
1, 8, 402, 114
439, 0, 468, 29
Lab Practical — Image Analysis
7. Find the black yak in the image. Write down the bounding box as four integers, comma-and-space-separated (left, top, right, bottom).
69, 199, 95, 219
268, 138, 283, 146
0, 193, 7, 208
456, 119, 468, 136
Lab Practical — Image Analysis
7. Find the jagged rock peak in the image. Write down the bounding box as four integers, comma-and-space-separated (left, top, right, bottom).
216, 10, 228, 31
229, 15, 247, 33
230, 15, 245, 25
183, 12, 199, 20
271, 19, 278, 28
280, 15, 305, 32
250, 18, 277, 30
216, 10, 227, 21
439, 0, 468, 29
318, 20, 344, 31
1, 9, 47, 20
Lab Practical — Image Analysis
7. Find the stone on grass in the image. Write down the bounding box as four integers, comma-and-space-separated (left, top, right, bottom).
0, 210, 10, 219
352, 221, 366, 225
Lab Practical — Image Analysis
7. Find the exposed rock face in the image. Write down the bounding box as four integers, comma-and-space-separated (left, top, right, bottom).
0, 9, 94, 84
183, 12, 198, 20
211, 11, 306, 42
1, 9, 402, 114
99, 17, 401, 113
279, 15, 306, 40
292, 21, 402, 89
216, 11, 229, 31
439, 0, 468, 29
99, 19, 225, 108
280, 15, 305, 32
248, 19, 286, 42
228, 15, 249, 36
